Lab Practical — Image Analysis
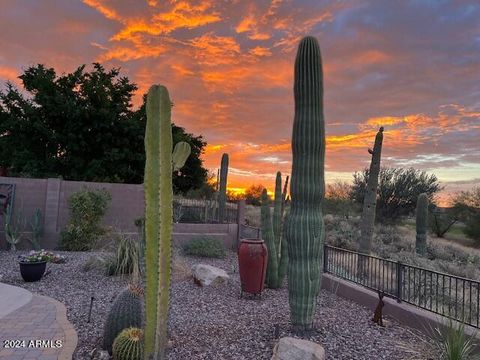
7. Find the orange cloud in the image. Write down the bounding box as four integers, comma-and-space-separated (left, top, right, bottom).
249, 46, 272, 57
82, 0, 122, 22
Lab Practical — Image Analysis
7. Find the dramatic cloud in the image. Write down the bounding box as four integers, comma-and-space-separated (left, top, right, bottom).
1, 0, 479, 199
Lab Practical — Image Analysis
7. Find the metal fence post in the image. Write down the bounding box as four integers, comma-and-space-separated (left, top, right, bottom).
323, 246, 329, 273
396, 261, 403, 303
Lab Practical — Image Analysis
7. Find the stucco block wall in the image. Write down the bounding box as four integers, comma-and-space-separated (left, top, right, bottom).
0, 177, 244, 250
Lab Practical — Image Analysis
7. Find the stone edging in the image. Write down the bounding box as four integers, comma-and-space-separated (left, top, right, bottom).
36, 295, 78, 360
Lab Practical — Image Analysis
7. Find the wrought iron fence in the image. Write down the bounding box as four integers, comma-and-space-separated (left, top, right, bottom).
174, 198, 238, 224
324, 245, 480, 328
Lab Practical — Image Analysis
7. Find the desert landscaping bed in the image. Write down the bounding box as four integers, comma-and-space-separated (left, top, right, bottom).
0, 250, 439, 359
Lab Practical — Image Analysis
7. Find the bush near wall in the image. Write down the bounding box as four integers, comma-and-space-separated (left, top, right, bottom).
182, 236, 226, 258
59, 188, 111, 251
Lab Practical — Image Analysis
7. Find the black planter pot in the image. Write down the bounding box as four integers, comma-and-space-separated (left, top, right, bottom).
19, 261, 47, 282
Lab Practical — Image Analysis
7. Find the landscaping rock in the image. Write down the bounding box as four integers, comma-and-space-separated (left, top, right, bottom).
271, 337, 325, 360
192, 264, 229, 286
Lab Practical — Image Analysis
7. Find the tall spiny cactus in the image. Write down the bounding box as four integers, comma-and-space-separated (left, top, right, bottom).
261, 188, 278, 288
416, 193, 428, 255
285, 36, 325, 331
144, 85, 190, 360
218, 153, 229, 223
359, 127, 384, 254
261, 172, 289, 288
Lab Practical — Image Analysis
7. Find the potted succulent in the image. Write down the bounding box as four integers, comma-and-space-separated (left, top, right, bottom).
18, 250, 65, 282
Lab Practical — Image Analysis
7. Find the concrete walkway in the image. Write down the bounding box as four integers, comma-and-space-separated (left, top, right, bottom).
0, 283, 77, 360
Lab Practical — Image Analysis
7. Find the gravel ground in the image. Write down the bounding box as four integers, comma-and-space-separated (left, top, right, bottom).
0, 250, 439, 360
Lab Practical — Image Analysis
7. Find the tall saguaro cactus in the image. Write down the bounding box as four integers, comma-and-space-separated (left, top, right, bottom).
285, 36, 325, 331
144, 85, 190, 360
359, 127, 384, 254
261, 172, 289, 288
416, 193, 428, 255
218, 153, 229, 223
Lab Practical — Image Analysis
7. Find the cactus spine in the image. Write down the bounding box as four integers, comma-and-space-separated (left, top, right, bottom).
112, 327, 144, 360
218, 153, 229, 223
359, 127, 384, 254
261, 172, 289, 288
144, 85, 190, 360
103, 285, 144, 355
285, 36, 325, 330
416, 193, 428, 255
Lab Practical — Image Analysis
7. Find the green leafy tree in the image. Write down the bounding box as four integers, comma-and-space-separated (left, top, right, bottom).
0, 64, 209, 193
452, 187, 480, 241
351, 167, 442, 223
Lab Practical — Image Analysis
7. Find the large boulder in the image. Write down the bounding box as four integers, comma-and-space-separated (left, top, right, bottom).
271, 337, 325, 360
192, 264, 229, 286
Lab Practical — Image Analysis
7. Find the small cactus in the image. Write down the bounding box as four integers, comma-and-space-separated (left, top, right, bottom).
261, 172, 289, 289
416, 193, 428, 255
103, 285, 144, 355
112, 327, 144, 360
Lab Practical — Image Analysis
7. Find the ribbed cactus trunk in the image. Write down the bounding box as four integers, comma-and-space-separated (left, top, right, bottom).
285, 36, 325, 331
416, 193, 428, 256
261, 189, 278, 288
359, 127, 384, 254
273, 172, 283, 252
144, 85, 173, 360
218, 153, 229, 223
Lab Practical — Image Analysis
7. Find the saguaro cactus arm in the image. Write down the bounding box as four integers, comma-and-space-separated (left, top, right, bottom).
172, 141, 191, 172
285, 36, 325, 330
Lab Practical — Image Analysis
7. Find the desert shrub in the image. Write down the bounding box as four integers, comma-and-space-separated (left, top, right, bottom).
325, 215, 359, 251
432, 318, 478, 360
182, 236, 226, 258
351, 167, 442, 223
59, 188, 111, 251
110, 234, 140, 277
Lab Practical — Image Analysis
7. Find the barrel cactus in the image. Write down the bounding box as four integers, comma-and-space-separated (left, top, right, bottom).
261, 172, 289, 288
112, 327, 144, 360
359, 127, 384, 254
103, 284, 144, 355
416, 193, 428, 255
218, 153, 229, 223
285, 36, 325, 331
144, 85, 190, 359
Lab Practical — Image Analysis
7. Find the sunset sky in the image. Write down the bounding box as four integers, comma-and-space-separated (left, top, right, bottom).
1, 1, 479, 203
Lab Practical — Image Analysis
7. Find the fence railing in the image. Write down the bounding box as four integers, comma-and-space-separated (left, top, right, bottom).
174, 198, 238, 224
324, 245, 480, 328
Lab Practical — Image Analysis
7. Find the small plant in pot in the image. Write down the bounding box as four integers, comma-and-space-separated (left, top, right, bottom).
18, 250, 65, 282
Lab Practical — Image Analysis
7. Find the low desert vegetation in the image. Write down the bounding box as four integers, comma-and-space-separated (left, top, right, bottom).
182, 236, 226, 258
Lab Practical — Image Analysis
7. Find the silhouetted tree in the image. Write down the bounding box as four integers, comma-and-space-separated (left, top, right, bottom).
0, 63, 209, 193
351, 167, 442, 223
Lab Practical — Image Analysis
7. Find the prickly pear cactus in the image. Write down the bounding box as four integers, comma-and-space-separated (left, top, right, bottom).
416, 193, 428, 255
285, 36, 325, 331
102, 285, 143, 355
112, 327, 144, 360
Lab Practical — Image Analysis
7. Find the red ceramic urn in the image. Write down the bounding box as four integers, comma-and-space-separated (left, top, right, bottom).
238, 239, 268, 296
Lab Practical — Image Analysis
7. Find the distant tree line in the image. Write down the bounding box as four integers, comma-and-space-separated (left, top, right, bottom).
0, 63, 211, 194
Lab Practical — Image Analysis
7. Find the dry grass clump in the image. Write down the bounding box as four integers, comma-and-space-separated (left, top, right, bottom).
325, 216, 480, 281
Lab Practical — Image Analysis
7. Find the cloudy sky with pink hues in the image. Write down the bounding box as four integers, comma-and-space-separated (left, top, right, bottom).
1, 0, 479, 200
